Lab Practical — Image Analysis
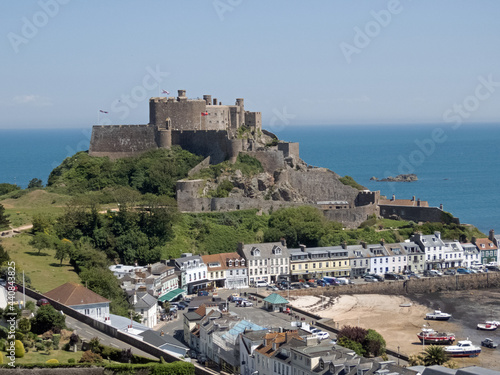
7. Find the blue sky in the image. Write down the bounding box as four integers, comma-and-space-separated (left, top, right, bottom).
2, 0, 500, 129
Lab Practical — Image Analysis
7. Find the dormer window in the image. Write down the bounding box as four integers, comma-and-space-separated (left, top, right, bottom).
228, 260, 233, 267
481, 244, 485, 248
273, 246, 282, 255
241, 259, 245, 266
319, 359, 324, 370
251, 247, 261, 257
235, 259, 239, 267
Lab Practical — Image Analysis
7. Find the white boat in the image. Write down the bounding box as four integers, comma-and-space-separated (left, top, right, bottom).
445, 340, 481, 357
425, 310, 452, 321
477, 322, 498, 331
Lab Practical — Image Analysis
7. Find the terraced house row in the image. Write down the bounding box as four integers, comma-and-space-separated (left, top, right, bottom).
111, 231, 500, 301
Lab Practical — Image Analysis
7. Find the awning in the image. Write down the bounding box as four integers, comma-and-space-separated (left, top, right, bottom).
158, 288, 185, 302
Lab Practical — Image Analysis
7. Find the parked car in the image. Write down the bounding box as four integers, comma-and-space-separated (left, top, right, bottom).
384, 273, 398, 281
408, 272, 421, 279
36, 298, 50, 306
315, 331, 330, 340
267, 285, 279, 291
457, 268, 471, 274
481, 338, 498, 348
424, 270, 442, 277
364, 275, 378, 282
238, 300, 253, 307
306, 282, 317, 288
443, 269, 456, 276
171, 303, 185, 310
316, 280, 327, 287
291, 283, 303, 289
310, 328, 322, 335
197, 291, 209, 296
300, 282, 310, 288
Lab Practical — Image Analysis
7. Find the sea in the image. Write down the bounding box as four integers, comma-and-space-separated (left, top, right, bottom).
0, 124, 499, 234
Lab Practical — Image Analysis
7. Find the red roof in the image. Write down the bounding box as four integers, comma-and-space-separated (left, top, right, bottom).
44, 282, 110, 306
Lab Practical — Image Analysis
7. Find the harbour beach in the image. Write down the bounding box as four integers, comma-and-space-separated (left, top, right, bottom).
288, 290, 500, 368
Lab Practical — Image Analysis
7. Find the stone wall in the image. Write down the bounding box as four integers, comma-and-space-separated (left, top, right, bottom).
171, 130, 240, 164
323, 205, 379, 229
379, 205, 453, 223
89, 125, 158, 159
283, 169, 359, 203
277, 142, 299, 159
242, 150, 285, 174
150, 97, 209, 130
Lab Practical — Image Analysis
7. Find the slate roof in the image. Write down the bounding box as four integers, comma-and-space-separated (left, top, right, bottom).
239, 242, 288, 259
130, 292, 157, 309
263, 293, 289, 305
44, 282, 110, 306
139, 329, 189, 350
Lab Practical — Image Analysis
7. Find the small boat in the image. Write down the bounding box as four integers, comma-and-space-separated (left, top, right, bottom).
399, 303, 412, 307
425, 310, 452, 321
477, 322, 498, 331
417, 328, 455, 344
445, 340, 481, 357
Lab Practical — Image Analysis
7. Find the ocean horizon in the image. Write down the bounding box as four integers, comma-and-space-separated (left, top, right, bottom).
0, 124, 499, 234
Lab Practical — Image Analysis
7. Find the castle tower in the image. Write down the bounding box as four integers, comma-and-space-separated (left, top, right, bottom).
236, 98, 245, 126
155, 117, 172, 149
177, 90, 187, 101
203, 95, 212, 105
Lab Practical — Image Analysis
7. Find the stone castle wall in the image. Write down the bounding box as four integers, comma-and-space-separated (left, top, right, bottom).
323, 205, 379, 229
89, 125, 158, 159
379, 205, 454, 224
242, 150, 285, 173
282, 169, 359, 203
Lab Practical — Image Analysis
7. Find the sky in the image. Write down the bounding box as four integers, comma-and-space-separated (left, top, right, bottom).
2, 0, 500, 129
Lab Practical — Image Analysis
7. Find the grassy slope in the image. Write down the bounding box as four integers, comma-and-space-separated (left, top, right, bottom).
1, 190, 79, 293
1, 234, 80, 293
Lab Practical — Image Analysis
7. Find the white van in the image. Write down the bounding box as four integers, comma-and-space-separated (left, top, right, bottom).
255, 280, 268, 287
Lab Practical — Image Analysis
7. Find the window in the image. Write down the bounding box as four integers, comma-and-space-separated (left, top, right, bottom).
305, 264, 308, 269
313, 263, 316, 268
292, 265, 295, 271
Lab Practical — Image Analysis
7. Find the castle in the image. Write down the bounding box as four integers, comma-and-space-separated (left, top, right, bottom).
89, 90, 450, 228
90, 90, 266, 164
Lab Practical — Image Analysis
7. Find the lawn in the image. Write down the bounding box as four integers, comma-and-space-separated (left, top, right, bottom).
0, 234, 80, 293
13, 348, 82, 364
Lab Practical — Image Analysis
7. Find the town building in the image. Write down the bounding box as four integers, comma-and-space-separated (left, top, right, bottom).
237, 241, 290, 285
400, 240, 425, 273
289, 244, 350, 281
382, 242, 409, 274
174, 253, 208, 294
202, 252, 248, 290
44, 282, 110, 323
347, 244, 371, 278
461, 242, 481, 268
128, 291, 158, 329
442, 241, 464, 268
473, 237, 498, 265
411, 232, 446, 270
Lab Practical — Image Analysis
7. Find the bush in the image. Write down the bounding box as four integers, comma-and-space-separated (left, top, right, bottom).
151, 362, 196, 375
35, 342, 45, 351
52, 333, 61, 348
46, 358, 59, 364
15, 340, 25, 358
79, 350, 103, 364
68, 358, 76, 363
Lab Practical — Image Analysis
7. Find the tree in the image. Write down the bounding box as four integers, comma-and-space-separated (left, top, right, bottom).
17, 318, 31, 334
364, 329, 386, 357
55, 239, 74, 266
27, 178, 43, 189
0, 244, 10, 266
31, 305, 66, 334
0, 204, 10, 230
14, 340, 25, 358
423, 345, 449, 366
0, 183, 20, 196
29, 232, 55, 255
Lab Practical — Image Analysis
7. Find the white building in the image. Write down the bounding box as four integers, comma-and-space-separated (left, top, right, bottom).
202, 252, 248, 290
462, 242, 481, 268
383, 242, 408, 274
411, 232, 446, 270
400, 241, 425, 273
174, 253, 208, 294
237, 240, 290, 285
44, 282, 110, 323
128, 291, 158, 329
442, 241, 464, 268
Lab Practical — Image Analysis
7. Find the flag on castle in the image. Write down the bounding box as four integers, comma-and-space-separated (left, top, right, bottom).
99, 110, 108, 114
162, 90, 170, 95
201, 111, 208, 116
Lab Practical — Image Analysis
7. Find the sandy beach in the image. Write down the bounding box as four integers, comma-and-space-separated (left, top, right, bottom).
288, 292, 499, 368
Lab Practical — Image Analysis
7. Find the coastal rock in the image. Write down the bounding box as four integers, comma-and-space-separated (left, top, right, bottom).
371, 174, 418, 182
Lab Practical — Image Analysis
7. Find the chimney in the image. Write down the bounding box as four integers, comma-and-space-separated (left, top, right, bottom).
299, 244, 306, 252
417, 198, 421, 207
471, 236, 477, 244
489, 229, 495, 241
411, 196, 415, 202
213, 98, 217, 105
133, 292, 137, 305
342, 241, 347, 249
439, 203, 443, 210
434, 231, 441, 239
380, 238, 385, 246
391, 194, 395, 201
360, 241, 367, 249
280, 237, 287, 247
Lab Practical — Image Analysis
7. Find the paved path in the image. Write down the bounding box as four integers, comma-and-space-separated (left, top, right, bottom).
0, 224, 33, 238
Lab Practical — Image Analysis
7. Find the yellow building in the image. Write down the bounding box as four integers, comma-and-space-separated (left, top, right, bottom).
289, 244, 350, 281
